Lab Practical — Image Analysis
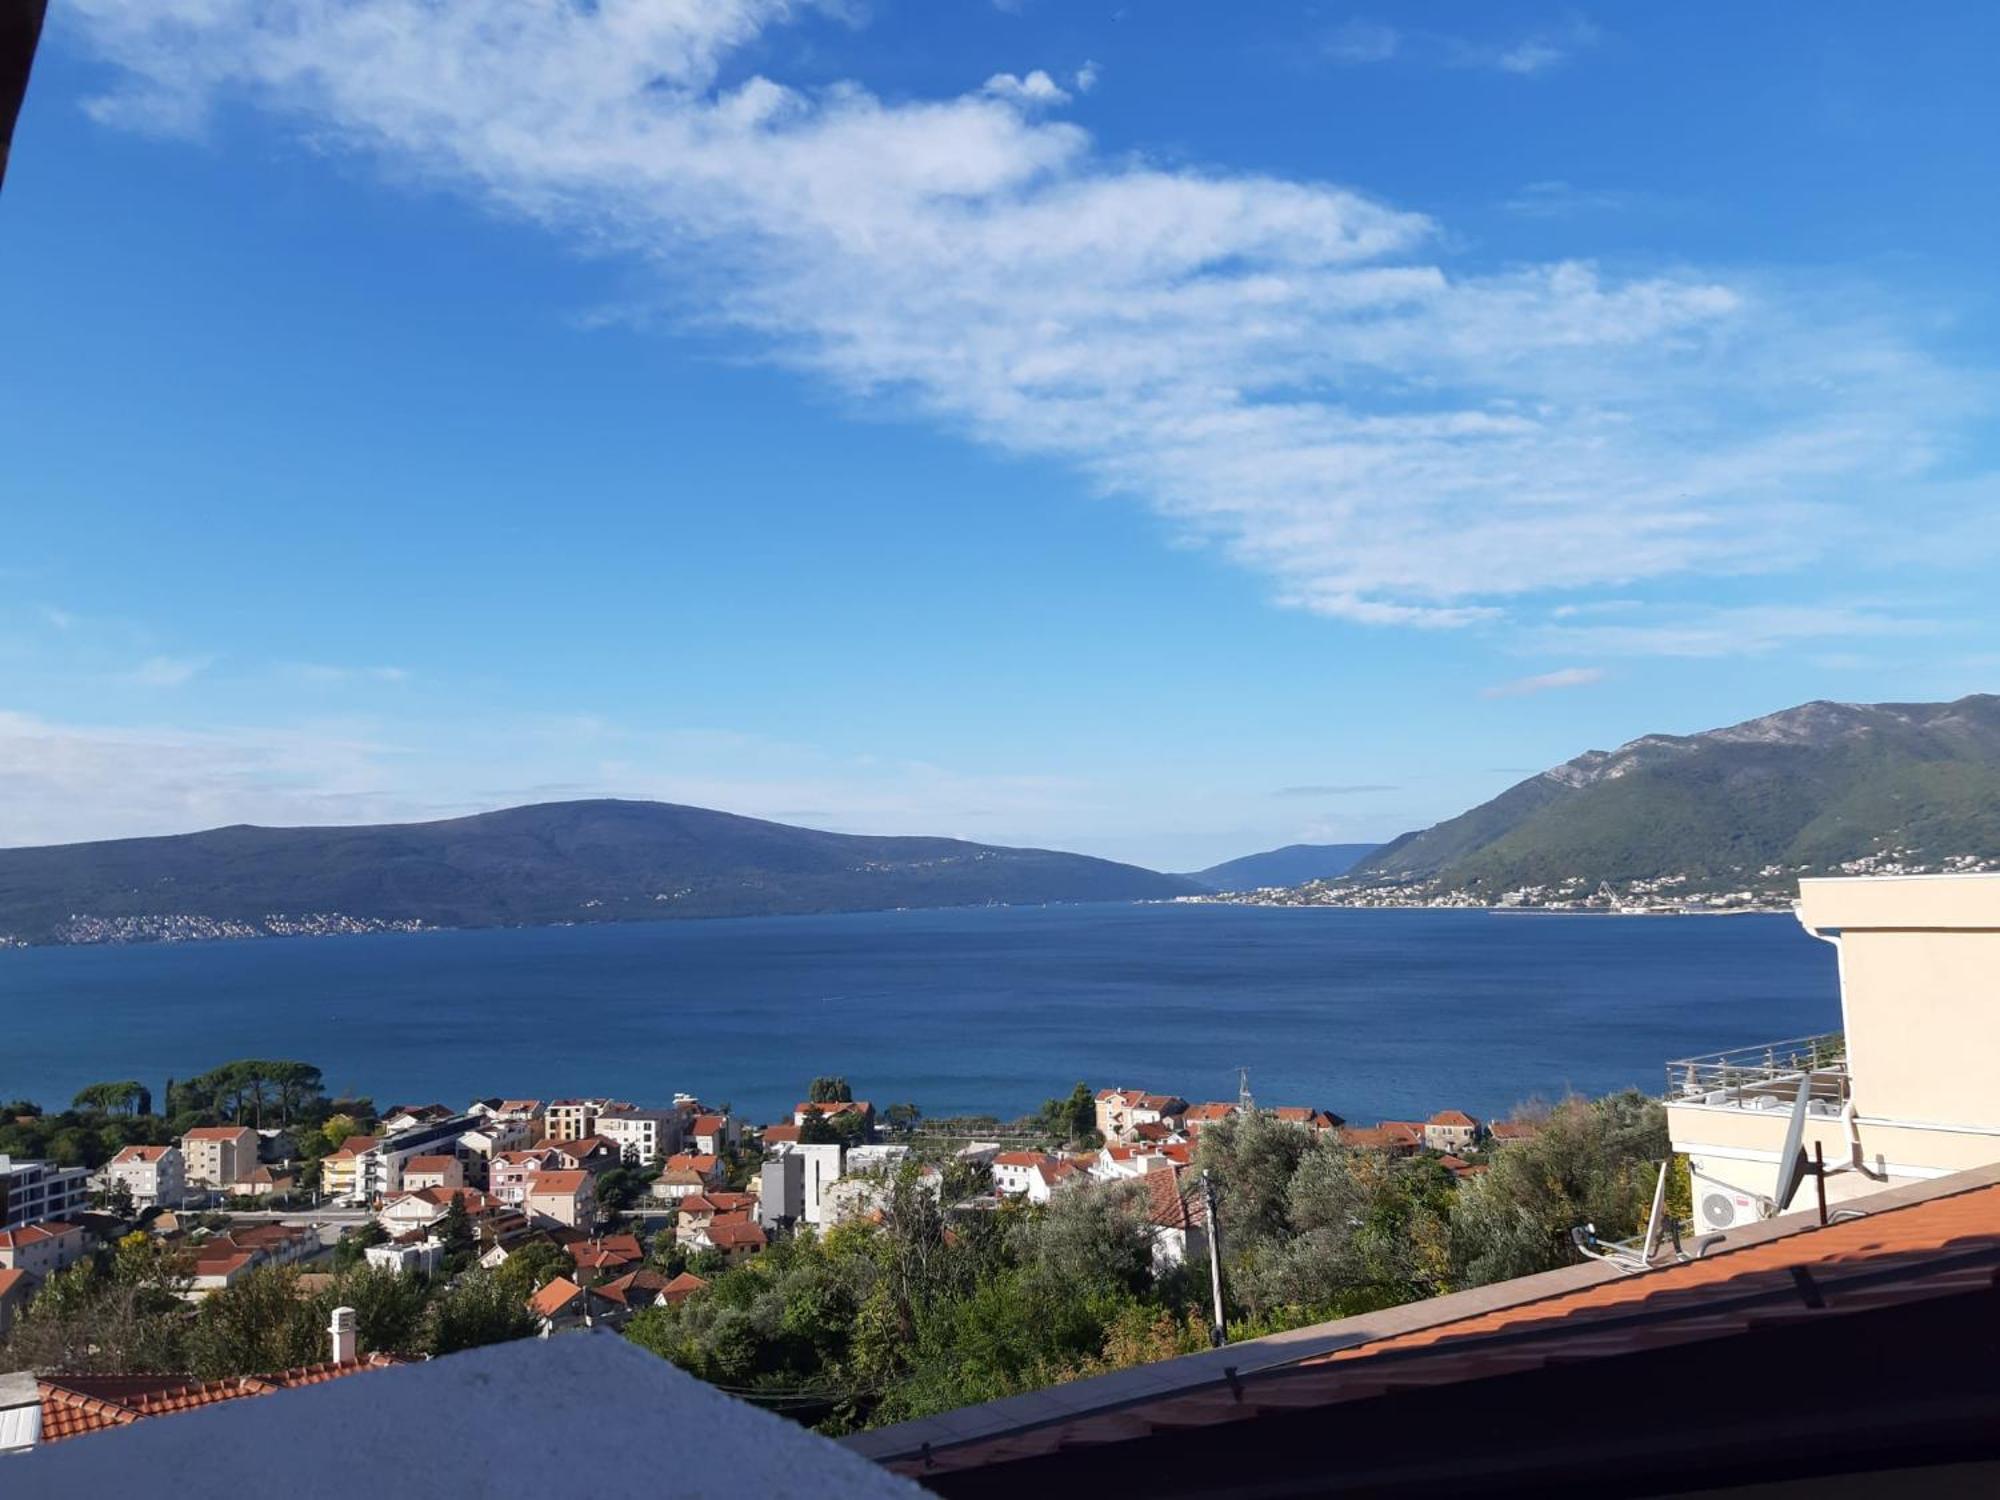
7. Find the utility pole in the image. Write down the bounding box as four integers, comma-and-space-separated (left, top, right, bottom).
1201, 1170, 1226, 1348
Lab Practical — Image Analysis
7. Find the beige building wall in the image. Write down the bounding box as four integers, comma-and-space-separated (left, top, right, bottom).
1671, 874, 2000, 1234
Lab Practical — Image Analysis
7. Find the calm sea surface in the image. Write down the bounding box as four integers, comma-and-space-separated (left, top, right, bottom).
0, 904, 1840, 1125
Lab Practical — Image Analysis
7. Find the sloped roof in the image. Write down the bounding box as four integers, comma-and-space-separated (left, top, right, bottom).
867, 1174, 2000, 1482
528, 1276, 585, 1319
36, 1357, 401, 1445
110, 1145, 173, 1163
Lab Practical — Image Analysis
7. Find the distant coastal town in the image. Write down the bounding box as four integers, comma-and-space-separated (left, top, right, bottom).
1184, 849, 2000, 916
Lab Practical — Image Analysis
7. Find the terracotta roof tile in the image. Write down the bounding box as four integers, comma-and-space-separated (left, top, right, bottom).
528, 1276, 584, 1319
891, 1178, 2000, 1480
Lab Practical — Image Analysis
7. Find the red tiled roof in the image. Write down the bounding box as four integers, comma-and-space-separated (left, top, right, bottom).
1184, 1103, 1238, 1123
660, 1270, 709, 1304
595, 1267, 673, 1306
892, 1179, 2000, 1480
0, 1220, 83, 1249
762, 1125, 801, 1144
330, 1135, 378, 1157
1428, 1109, 1479, 1127
664, 1154, 719, 1173
404, 1155, 458, 1172
1144, 1169, 1209, 1231
182, 1126, 255, 1141
994, 1151, 1057, 1168
1489, 1120, 1538, 1140
528, 1276, 584, 1319
706, 1219, 767, 1251
0, 1267, 31, 1299
110, 1145, 173, 1163
691, 1114, 728, 1133
36, 1357, 399, 1445
528, 1170, 589, 1195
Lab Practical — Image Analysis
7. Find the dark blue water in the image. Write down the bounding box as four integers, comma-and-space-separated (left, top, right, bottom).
0, 905, 1840, 1125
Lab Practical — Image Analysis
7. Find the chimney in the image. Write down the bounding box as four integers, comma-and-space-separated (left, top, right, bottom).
329, 1305, 358, 1365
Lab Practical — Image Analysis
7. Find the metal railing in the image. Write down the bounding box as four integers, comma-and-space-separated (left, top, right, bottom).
1665, 1032, 1849, 1108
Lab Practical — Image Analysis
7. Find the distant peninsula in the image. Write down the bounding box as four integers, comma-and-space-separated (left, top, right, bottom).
0, 799, 1201, 947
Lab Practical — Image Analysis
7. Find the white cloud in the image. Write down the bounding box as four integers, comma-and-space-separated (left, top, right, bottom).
56, 1, 1994, 633
0, 706, 1105, 849
1322, 16, 1597, 74
123, 654, 213, 687
981, 69, 1068, 107
1073, 60, 1099, 94
290, 662, 412, 684
1535, 605, 1937, 659
1482, 665, 1606, 699
1323, 21, 1400, 64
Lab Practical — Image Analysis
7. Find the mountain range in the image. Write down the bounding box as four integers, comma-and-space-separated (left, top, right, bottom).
1350, 694, 2000, 900
1183, 843, 1380, 891
0, 800, 1198, 946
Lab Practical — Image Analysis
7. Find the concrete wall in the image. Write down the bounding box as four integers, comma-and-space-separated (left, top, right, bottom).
1799, 874, 2000, 1129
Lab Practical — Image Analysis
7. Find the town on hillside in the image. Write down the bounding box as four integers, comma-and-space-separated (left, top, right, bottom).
2, 1071, 1535, 1348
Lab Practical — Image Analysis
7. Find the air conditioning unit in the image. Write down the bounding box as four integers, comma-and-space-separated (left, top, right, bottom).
1700, 1190, 1748, 1231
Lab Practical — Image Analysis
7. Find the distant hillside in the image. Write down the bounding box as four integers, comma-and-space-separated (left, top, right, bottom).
0, 800, 1201, 946
1186, 843, 1380, 891
1351, 695, 2000, 899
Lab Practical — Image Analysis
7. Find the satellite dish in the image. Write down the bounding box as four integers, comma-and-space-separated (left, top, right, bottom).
1768, 1073, 1815, 1214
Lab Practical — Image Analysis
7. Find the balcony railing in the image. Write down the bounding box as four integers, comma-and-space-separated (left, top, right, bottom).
1665, 1032, 1850, 1111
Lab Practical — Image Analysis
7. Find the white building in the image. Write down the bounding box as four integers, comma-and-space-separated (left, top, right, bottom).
596, 1107, 685, 1166
0, 1157, 89, 1230
1668, 874, 2000, 1237
364, 1240, 445, 1277
105, 1144, 188, 1210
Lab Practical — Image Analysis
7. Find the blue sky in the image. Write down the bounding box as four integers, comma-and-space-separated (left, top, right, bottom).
2, 1, 1996, 870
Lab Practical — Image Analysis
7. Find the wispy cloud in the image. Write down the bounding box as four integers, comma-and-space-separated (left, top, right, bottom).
289, 662, 412, 685
1500, 180, 1671, 219
1322, 20, 1400, 64
1275, 783, 1399, 797
1482, 665, 1606, 699
1535, 605, 1937, 659
123, 654, 213, 688
1322, 16, 1599, 75
60, 1, 1993, 635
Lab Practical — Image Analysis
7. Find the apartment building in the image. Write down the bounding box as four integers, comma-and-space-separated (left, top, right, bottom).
1668, 873, 2000, 1235
595, 1107, 686, 1165
105, 1144, 188, 1210
180, 1126, 261, 1191
0, 1156, 89, 1230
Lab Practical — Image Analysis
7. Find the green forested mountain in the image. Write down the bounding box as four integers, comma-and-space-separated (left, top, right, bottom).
1185, 843, 1380, 891
0, 799, 1199, 945
1354, 695, 2000, 896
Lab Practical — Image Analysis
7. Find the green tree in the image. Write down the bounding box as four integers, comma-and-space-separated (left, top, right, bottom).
594, 1166, 648, 1218
187, 1267, 323, 1377
321, 1113, 362, 1150
807, 1077, 853, 1105
333, 1222, 389, 1270
492, 1239, 571, 1302
314, 1265, 432, 1358
72, 1081, 149, 1116
436, 1196, 477, 1274
425, 1270, 535, 1356
1034, 1084, 1096, 1146
1449, 1091, 1669, 1288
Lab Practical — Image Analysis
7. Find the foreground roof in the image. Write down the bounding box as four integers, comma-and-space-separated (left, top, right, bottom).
36, 1357, 401, 1444
852, 1166, 2000, 1494
14, 1335, 922, 1497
